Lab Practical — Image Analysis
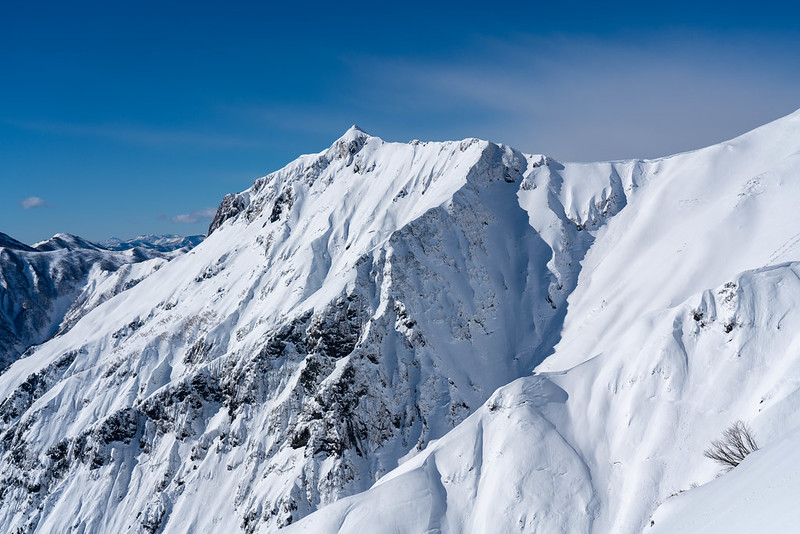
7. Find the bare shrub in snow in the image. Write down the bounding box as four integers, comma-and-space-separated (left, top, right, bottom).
704, 420, 759, 471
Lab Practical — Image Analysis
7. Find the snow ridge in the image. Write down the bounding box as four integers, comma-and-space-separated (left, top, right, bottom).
99, 235, 204, 253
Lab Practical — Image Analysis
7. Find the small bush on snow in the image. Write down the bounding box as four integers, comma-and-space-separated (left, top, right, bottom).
704, 420, 759, 472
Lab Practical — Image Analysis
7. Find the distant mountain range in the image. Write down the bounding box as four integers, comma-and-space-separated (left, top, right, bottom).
0, 233, 202, 371
98, 234, 205, 252
2, 112, 800, 533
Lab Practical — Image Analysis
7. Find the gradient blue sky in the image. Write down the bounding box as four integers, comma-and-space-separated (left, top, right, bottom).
3, 1, 800, 244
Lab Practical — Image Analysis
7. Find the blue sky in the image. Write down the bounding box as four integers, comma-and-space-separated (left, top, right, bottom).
3, 1, 800, 244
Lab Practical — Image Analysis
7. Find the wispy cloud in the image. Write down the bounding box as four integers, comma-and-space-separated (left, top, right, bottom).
167, 207, 217, 224
6, 120, 262, 149
21, 196, 46, 210
332, 32, 800, 161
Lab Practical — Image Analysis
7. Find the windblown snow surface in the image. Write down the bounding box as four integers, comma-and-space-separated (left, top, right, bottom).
2, 111, 800, 534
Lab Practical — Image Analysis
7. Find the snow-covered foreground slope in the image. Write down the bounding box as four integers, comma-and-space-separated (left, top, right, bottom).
288, 260, 800, 533
3, 110, 800, 534
0, 233, 172, 371
649, 426, 800, 534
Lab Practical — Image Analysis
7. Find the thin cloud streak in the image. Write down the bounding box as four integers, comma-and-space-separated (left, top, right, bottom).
21, 196, 46, 210
168, 207, 217, 224
339, 32, 800, 161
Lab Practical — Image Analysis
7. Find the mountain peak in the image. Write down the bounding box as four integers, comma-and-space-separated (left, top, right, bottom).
0, 232, 35, 252
341, 124, 369, 139
325, 125, 374, 163
326, 125, 371, 151
33, 233, 101, 252
6, 112, 800, 533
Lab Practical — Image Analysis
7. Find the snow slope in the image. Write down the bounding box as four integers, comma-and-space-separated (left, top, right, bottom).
288, 260, 800, 533
649, 427, 800, 533
3, 110, 800, 534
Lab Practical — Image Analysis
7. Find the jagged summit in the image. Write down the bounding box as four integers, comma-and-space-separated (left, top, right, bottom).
208, 127, 471, 235
340, 124, 369, 139
0, 121, 612, 532
206, 126, 537, 241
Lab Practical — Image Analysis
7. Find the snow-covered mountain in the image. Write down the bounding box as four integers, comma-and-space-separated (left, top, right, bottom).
2, 111, 800, 534
0, 233, 177, 372
287, 114, 800, 533
99, 234, 204, 253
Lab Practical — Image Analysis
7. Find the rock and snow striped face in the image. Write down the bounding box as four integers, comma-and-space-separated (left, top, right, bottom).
3, 110, 800, 534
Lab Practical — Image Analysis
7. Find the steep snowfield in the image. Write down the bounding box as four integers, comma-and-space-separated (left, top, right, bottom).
291, 260, 800, 533
3, 111, 800, 534
537, 110, 800, 532
541, 108, 800, 373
